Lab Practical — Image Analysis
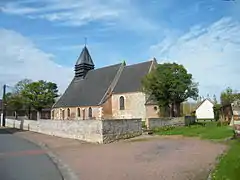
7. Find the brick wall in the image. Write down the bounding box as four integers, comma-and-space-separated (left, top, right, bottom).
6, 118, 142, 143
112, 92, 146, 119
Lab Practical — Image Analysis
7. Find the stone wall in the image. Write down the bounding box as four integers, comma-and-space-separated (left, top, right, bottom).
112, 92, 146, 119
6, 118, 142, 143
52, 106, 101, 120
102, 119, 142, 143
146, 117, 185, 129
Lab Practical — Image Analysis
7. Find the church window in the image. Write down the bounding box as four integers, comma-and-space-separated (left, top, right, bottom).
77, 108, 81, 117
62, 109, 65, 120
88, 107, 92, 118
67, 108, 70, 117
119, 96, 125, 110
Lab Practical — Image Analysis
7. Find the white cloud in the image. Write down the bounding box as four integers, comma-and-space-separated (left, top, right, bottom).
150, 17, 240, 98
0, 28, 73, 95
0, 0, 158, 33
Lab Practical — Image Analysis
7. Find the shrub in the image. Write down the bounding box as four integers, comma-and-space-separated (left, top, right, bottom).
142, 121, 147, 129
213, 104, 221, 121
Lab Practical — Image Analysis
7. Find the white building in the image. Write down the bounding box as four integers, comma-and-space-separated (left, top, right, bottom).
195, 99, 214, 120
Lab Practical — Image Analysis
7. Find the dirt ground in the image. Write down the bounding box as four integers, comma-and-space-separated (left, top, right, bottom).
9, 131, 227, 180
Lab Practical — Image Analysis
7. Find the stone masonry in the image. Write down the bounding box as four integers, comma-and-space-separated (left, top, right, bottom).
6, 118, 142, 143
111, 92, 146, 119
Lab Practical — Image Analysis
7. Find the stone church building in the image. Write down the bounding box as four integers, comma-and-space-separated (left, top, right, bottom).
52, 46, 159, 120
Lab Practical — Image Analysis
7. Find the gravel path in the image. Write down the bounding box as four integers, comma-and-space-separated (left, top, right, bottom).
9, 130, 227, 180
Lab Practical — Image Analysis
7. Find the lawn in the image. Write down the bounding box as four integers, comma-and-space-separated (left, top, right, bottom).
211, 140, 240, 180
153, 122, 240, 180
153, 122, 233, 140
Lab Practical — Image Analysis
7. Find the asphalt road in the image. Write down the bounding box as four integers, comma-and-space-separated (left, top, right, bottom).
0, 128, 63, 180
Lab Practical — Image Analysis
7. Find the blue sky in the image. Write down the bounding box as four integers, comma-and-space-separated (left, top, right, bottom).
0, 0, 240, 100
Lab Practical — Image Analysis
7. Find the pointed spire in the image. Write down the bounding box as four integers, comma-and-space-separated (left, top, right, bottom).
75, 45, 94, 78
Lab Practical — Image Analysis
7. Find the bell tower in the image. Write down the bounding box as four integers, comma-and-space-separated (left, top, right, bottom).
75, 45, 94, 78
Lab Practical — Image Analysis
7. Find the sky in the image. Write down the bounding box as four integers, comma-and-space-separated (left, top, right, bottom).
0, 0, 240, 100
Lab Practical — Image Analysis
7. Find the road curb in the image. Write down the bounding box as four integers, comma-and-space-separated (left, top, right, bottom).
3, 128, 79, 180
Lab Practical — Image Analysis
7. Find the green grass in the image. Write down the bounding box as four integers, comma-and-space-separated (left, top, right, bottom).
211, 140, 240, 180
153, 122, 233, 140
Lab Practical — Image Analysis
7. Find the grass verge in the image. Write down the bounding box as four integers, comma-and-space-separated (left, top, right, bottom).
153, 122, 233, 140
211, 140, 240, 180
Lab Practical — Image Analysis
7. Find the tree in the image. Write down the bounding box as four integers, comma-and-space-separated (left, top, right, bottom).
5, 92, 24, 119
142, 63, 198, 117
220, 87, 240, 105
213, 94, 218, 105
14, 79, 32, 94
22, 80, 59, 119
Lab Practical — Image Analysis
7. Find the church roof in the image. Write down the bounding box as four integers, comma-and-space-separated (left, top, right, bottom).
113, 61, 152, 93
75, 46, 94, 66
54, 63, 122, 107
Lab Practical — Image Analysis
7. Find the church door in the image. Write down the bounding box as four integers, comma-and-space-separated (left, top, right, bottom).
82, 109, 85, 120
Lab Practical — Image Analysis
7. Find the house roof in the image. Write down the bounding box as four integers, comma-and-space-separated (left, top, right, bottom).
195, 98, 214, 110
53, 63, 122, 108
113, 61, 152, 93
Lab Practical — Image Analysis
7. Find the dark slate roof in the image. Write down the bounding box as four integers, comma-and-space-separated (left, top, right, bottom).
76, 46, 94, 66
53, 63, 122, 108
113, 61, 152, 93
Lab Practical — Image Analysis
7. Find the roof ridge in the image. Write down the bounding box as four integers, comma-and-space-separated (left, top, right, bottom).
93, 63, 122, 71
125, 60, 154, 67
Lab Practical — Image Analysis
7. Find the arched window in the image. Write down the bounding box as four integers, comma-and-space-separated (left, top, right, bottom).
62, 109, 65, 120
67, 108, 70, 117
88, 107, 92, 118
77, 108, 81, 117
119, 96, 125, 110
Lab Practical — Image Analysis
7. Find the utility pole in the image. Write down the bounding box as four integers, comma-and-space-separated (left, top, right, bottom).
1, 84, 6, 126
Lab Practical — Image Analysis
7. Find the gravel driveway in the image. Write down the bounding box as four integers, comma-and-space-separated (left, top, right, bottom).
56, 136, 227, 180
10, 131, 227, 180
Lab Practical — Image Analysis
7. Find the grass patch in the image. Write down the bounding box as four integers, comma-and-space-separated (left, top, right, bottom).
153, 122, 233, 140
211, 140, 240, 180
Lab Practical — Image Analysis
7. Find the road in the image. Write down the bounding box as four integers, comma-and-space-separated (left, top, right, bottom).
0, 128, 63, 180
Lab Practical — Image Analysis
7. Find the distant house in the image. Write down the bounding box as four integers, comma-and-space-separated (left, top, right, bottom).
221, 100, 240, 125
195, 99, 214, 120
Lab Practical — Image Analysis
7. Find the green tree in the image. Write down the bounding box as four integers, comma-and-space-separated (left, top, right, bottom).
213, 94, 218, 105
213, 104, 221, 121
5, 92, 24, 119
14, 79, 32, 94
142, 63, 198, 117
220, 87, 240, 105
22, 80, 59, 119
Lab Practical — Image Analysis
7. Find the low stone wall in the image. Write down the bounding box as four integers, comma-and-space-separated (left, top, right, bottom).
146, 117, 185, 129
102, 119, 142, 143
6, 118, 142, 144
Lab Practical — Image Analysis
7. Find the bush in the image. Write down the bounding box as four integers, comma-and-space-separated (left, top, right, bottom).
213, 104, 221, 121
142, 121, 147, 129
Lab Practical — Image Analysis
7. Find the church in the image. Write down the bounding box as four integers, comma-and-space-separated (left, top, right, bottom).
51, 46, 159, 120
